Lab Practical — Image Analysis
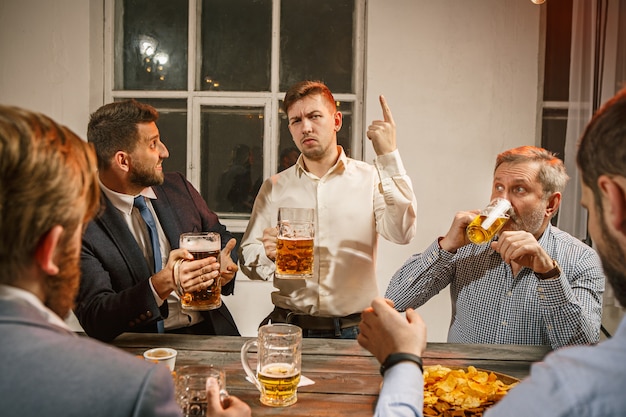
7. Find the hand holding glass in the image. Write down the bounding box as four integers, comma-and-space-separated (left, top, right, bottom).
177, 232, 222, 310
175, 365, 228, 416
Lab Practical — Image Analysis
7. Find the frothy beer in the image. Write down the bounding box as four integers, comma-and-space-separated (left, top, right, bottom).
466, 198, 511, 245
179, 233, 222, 310
257, 363, 300, 407
466, 215, 509, 244
275, 237, 313, 279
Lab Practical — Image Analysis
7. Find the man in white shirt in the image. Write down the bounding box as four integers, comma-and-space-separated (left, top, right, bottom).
239, 80, 417, 338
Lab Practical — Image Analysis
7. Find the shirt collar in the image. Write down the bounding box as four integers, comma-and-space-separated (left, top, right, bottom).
295, 146, 347, 180
99, 180, 157, 215
0, 284, 73, 332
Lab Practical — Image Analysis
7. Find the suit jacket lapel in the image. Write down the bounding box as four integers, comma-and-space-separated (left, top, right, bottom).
96, 196, 152, 284
152, 186, 183, 250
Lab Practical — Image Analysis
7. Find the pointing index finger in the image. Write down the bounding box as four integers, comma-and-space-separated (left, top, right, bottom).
379, 95, 395, 124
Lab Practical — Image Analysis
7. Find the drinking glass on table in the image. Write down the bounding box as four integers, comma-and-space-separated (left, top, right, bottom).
176, 232, 222, 310
241, 323, 302, 407
275, 207, 314, 279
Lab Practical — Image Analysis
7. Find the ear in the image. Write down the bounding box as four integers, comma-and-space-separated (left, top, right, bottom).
34, 225, 64, 276
114, 150, 131, 173
545, 192, 561, 218
334, 111, 343, 132
598, 175, 626, 235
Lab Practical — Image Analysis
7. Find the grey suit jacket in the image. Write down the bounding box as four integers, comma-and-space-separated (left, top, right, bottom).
0, 298, 180, 417
76, 172, 240, 342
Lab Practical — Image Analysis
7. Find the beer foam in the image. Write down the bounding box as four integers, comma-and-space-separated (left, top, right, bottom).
181, 239, 220, 251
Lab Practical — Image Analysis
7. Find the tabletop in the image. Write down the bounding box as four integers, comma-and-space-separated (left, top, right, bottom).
111, 333, 552, 417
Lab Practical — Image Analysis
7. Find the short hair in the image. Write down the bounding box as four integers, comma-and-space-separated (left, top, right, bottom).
495, 146, 569, 197
87, 99, 159, 170
282, 80, 337, 115
0, 106, 100, 285
577, 88, 626, 207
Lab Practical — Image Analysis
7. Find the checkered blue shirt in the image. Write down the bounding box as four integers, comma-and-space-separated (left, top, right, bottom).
385, 224, 605, 349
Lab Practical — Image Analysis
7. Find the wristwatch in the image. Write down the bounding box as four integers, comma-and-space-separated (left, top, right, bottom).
534, 259, 562, 280
379, 353, 423, 376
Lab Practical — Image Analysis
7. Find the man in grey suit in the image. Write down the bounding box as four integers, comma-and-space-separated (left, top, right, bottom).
75, 99, 240, 342
0, 105, 250, 416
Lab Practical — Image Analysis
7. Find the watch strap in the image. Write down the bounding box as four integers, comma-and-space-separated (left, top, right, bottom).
535, 259, 561, 280
380, 352, 423, 376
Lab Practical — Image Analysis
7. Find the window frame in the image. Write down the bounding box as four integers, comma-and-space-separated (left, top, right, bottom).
103, 0, 366, 233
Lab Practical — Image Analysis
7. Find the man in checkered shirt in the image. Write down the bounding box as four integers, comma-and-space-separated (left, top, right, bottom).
385, 146, 605, 349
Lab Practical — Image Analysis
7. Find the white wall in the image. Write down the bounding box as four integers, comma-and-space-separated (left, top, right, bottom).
0, 0, 542, 341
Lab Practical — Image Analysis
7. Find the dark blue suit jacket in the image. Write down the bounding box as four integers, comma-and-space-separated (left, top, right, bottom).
76, 172, 239, 342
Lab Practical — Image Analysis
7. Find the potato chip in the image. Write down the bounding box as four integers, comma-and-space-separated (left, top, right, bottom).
422, 365, 518, 417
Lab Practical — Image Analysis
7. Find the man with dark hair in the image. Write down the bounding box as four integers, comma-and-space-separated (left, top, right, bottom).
0, 105, 250, 417
75, 99, 240, 342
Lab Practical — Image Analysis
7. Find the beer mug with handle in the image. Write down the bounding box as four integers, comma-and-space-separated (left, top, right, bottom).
275, 207, 314, 279
466, 198, 512, 244
241, 323, 302, 407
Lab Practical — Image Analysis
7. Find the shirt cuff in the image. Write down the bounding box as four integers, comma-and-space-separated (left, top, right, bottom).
374, 149, 405, 180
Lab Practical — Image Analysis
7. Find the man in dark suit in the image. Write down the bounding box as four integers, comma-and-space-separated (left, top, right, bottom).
75, 99, 240, 342
0, 105, 251, 417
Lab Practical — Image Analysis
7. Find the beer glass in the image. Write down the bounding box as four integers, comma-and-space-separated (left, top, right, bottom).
466, 198, 512, 244
240, 323, 302, 407
178, 232, 222, 310
175, 365, 228, 416
275, 207, 314, 279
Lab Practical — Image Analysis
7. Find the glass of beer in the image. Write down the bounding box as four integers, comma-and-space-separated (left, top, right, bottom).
178, 232, 222, 310
275, 207, 314, 279
240, 323, 302, 407
466, 198, 512, 244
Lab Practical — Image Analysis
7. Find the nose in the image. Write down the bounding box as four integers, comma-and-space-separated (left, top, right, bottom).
159, 141, 169, 158
301, 118, 313, 134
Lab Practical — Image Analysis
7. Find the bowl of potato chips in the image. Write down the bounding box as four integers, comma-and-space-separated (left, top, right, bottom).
423, 365, 518, 417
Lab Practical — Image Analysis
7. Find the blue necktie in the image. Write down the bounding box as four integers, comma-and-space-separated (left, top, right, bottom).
133, 195, 165, 333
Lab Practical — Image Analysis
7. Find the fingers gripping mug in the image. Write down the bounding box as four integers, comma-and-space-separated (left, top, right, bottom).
241, 323, 302, 407
177, 232, 222, 310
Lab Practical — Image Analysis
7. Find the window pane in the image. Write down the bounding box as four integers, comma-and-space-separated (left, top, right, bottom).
280, 0, 354, 93
117, 0, 188, 90
543, 0, 572, 102
541, 107, 567, 159
278, 101, 353, 170
200, 0, 272, 91
200, 106, 264, 216
114, 98, 188, 175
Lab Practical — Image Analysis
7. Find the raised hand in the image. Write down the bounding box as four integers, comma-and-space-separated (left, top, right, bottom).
366, 95, 397, 156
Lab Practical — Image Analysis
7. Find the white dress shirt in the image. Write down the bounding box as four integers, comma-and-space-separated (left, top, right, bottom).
239, 146, 417, 317
99, 182, 202, 330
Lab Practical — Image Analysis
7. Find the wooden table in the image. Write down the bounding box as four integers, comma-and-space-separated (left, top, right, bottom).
111, 333, 551, 416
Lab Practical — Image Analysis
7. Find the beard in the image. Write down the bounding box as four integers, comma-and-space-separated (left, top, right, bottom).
43, 229, 82, 319
129, 159, 164, 188
506, 204, 546, 236
598, 215, 626, 308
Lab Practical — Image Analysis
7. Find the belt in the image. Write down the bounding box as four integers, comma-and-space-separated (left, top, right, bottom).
268, 306, 362, 331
